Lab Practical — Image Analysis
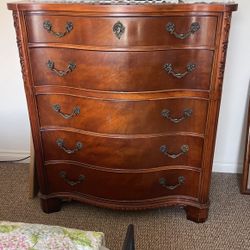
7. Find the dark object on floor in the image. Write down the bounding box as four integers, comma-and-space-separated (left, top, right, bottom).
122, 224, 135, 250
241, 97, 250, 194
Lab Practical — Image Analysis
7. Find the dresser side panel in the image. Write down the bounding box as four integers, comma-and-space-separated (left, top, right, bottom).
199, 11, 234, 203
11, 10, 48, 194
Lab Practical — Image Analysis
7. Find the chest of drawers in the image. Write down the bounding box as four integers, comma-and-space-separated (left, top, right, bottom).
8, 1, 237, 223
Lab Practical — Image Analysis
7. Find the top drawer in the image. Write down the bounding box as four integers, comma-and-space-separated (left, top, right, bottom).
26, 15, 217, 47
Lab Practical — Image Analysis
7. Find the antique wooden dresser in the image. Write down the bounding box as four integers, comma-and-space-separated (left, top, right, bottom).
8, 1, 237, 222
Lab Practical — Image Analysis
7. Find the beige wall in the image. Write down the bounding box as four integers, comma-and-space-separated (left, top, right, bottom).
0, 1, 249, 172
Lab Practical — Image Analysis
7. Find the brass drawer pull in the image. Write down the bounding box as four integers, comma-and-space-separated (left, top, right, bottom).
113, 21, 125, 39
56, 138, 83, 154
160, 144, 189, 159
47, 60, 76, 77
161, 109, 192, 123
52, 104, 80, 119
43, 20, 73, 38
164, 63, 196, 79
166, 22, 200, 40
59, 171, 85, 186
159, 176, 185, 190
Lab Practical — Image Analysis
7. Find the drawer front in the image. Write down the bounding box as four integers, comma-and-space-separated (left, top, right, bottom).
30, 48, 214, 91
42, 131, 203, 169
37, 94, 208, 135
26, 15, 217, 47
46, 163, 200, 200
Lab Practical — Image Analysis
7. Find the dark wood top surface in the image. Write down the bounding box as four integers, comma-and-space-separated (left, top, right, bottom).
7, 1, 238, 12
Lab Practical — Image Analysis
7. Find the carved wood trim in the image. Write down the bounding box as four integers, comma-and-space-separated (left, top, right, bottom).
199, 12, 233, 203
39, 192, 209, 211
218, 12, 232, 90
12, 10, 48, 194
13, 11, 27, 85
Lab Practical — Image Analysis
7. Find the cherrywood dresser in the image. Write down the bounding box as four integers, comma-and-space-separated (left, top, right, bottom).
8, 1, 237, 222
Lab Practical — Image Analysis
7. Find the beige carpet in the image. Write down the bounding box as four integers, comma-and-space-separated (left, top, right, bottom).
0, 163, 250, 250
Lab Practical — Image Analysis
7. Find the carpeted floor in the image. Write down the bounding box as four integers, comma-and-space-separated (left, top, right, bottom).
0, 163, 250, 250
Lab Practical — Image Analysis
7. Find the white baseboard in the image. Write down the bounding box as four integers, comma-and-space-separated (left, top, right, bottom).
212, 161, 243, 174
0, 151, 30, 163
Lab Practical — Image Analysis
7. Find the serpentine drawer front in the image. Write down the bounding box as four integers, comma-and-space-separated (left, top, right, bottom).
26, 15, 217, 47
37, 95, 208, 134
45, 163, 200, 201
30, 48, 214, 91
41, 130, 204, 169
8, 2, 237, 223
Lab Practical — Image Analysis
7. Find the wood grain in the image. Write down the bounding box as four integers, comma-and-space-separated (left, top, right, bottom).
45, 163, 200, 200
41, 130, 204, 170
26, 15, 217, 47
37, 94, 208, 134
30, 48, 214, 91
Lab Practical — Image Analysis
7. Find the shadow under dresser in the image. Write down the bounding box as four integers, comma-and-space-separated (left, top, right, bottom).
8, 1, 237, 223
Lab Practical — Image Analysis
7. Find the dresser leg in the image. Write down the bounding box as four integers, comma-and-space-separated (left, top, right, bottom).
185, 206, 208, 223
40, 198, 62, 213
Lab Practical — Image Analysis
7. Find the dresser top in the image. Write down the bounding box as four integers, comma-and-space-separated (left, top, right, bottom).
8, 1, 238, 12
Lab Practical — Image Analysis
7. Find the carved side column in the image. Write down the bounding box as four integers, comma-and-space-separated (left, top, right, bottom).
217, 12, 232, 91
186, 12, 234, 223
12, 11, 47, 195
12, 11, 27, 84
199, 11, 233, 205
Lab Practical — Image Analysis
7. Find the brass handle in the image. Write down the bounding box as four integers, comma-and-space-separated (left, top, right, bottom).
43, 20, 73, 38
59, 171, 85, 186
160, 145, 189, 159
56, 138, 83, 154
159, 176, 185, 190
47, 60, 76, 77
161, 109, 192, 123
52, 104, 80, 119
164, 63, 196, 79
166, 22, 200, 40
113, 21, 125, 39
